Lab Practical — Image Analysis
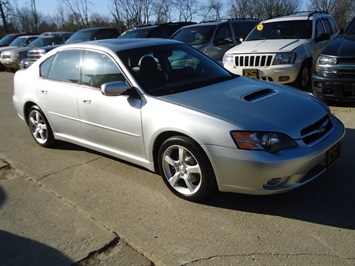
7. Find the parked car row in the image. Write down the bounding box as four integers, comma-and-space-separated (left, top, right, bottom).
3, 12, 355, 103
0, 27, 120, 71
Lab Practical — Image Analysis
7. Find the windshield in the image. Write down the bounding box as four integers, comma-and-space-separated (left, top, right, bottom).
29, 36, 63, 47
117, 44, 234, 96
171, 26, 215, 45
246, 20, 312, 41
9, 37, 26, 47
0, 35, 16, 46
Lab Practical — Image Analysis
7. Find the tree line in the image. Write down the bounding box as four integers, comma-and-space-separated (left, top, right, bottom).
0, 0, 354, 37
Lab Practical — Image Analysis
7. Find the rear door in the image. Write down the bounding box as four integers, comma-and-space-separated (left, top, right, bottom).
37, 50, 82, 137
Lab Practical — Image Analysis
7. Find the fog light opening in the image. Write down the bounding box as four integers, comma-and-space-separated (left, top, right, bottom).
266, 177, 282, 186
278, 76, 290, 82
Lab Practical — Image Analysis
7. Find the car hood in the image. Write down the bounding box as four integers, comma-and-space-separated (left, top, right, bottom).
321, 36, 355, 57
161, 77, 328, 138
230, 39, 308, 53
8, 46, 33, 53
0, 46, 17, 52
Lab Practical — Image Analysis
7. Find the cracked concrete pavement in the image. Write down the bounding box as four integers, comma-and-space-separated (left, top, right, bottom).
1, 71, 354, 265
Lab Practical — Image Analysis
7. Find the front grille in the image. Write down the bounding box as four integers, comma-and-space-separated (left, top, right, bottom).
1, 54, 10, 59
338, 69, 355, 77
27, 51, 45, 62
338, 57, 355, 64
301, 115, 333, 145
235, 54, 273, 67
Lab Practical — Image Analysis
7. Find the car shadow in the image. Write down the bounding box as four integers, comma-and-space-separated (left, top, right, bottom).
202, 128, 355, 230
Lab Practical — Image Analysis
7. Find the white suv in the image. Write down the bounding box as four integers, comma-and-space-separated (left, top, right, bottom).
223, 12, 339, 90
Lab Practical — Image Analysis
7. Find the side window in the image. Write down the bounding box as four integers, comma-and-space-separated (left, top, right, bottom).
329, 16, 339, 33
47, 50, 81, 83
150, 27, 166, 38
232, 21, 257, 39
53, 36, 64, 44
315, 19, 326, 39
96, 29, 119, 39
322, 18, 333, 35
214, 24, 232, 45
81, 51, 124, 88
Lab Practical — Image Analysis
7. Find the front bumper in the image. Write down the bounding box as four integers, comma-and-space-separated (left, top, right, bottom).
312, 74, 355, 102
224, 63, 301, 84
0, 58, 21, 69
206, 116, 345, 195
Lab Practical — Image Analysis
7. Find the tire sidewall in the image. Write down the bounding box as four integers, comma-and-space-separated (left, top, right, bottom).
158, 135, 216, 201
28, 105, 55, 148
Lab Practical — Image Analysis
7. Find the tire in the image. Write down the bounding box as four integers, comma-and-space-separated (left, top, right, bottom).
27, 106, 55, 148
158, 135, 217, 201
293, 62, 311, 91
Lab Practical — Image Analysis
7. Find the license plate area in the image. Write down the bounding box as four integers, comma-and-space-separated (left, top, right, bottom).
243, 69, 258, 78
326, 142, 340, 168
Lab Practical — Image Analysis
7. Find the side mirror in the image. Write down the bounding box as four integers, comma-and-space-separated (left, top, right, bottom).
101, 81, 129, 96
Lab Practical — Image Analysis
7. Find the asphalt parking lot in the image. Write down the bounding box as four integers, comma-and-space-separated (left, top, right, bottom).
0, 71, 354, 265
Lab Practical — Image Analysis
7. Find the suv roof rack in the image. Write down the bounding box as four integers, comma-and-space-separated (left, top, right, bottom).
199, 18, 258, 24
268, 11, 329, 20
136, 22, 195, 28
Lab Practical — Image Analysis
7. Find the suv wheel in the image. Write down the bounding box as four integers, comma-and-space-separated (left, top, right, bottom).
293, 61, 311, 91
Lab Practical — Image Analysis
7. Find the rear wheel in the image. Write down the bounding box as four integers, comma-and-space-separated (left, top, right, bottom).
28, 106, 55, 147
158, 135, 217, 201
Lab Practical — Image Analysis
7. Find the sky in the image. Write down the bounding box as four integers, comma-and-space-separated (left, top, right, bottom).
13, 0, 112, 16
12, 0, 308, 21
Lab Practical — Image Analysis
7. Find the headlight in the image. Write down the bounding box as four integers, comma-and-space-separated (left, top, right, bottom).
315, 55, 338, 76
222, 53, 233, 67
318, 55, 337, 65
231, 131, 297, 153
273, 53, 296, 65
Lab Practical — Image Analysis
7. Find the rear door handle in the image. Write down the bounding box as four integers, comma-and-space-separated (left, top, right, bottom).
83, 99, 91, 104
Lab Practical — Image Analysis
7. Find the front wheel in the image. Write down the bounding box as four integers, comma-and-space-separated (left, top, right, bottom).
292, 61, 311, 91
27, 106, 55, 147
158, 135, 217, 201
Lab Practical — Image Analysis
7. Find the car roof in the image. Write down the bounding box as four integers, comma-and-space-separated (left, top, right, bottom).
61, 38, 183, 52
263, 12, 332, 23
178, 19, 258, 28
76, 27, 118, 32
16, 35, 40, 38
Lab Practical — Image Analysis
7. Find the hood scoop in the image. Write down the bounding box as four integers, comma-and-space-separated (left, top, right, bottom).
243, 88, 277, 102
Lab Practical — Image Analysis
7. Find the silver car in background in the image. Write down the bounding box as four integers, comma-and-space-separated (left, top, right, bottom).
13, 39, 345, 201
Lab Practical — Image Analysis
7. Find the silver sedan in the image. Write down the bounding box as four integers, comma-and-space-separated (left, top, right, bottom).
13, 39, 345, 201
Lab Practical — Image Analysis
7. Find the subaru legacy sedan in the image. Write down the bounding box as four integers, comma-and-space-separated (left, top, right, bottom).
13, 39, 345, 201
